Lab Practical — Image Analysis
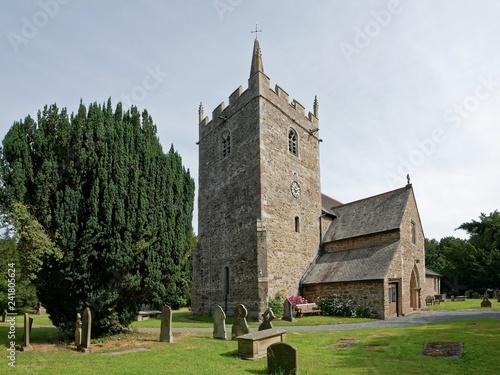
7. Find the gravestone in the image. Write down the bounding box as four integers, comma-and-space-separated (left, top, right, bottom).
75, 313, 82, 349
212, 305, 227, 340
282, 299, 295, 322
79, 307, 92, 353
465, 290, 471, 298
493, 290, 498, 299
21, 313, 33, 351
259, 308, 275, 331
498, 293, 500, 303
160, 306, 173, 343
267, 342, 298, 375
232, 304, 249, 340
472, 292, 480, 299
481, 296, 492, 308
2, 309, 6, 323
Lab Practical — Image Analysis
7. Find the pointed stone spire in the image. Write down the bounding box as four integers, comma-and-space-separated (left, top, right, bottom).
250, 38, 264, 78
313, 96, 319, 118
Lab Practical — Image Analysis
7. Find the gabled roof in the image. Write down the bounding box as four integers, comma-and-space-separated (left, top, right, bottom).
302, 241, 400, 284
323, 186, 412, 242
321, 193, 343, 216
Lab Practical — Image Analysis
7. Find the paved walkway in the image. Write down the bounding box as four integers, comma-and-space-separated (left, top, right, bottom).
134, 309, 500, 334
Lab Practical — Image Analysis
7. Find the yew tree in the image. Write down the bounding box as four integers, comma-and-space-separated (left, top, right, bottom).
0, 100, 195, 335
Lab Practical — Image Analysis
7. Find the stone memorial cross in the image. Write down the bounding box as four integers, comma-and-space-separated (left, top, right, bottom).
258, 307, 275, 331
231, 304, 249, 340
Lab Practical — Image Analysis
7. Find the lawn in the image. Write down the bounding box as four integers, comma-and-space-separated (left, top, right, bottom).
1, 317, 499, 374
425, 298, 500, 311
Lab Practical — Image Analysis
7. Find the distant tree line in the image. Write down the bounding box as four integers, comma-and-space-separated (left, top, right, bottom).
0, 99, 195, 335
425, 210, 500, 294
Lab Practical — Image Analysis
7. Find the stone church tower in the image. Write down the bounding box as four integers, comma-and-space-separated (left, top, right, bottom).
191, 39, 322, 319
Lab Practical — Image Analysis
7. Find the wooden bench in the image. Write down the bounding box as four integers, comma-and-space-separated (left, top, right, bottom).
295, 303, 321, 318
236, 329, 287, 360
135, 310, 162, 321
425, 296, 434, 306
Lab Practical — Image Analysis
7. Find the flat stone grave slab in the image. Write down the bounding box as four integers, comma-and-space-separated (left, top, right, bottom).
420, 342, 463, 358
102, 348, 150, 355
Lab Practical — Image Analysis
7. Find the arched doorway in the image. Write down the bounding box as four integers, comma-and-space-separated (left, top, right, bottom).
410, 265, 421, 310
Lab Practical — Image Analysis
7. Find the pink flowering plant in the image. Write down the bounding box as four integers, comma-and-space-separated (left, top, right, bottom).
288, 295, 308, 307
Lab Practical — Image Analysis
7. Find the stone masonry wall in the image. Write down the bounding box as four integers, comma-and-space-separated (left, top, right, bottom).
259, 83, 322, 306
303, 280, 385, 318
385, 188, 425, 317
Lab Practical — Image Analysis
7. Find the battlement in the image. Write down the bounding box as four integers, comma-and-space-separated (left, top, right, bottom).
199, 81, 318, 130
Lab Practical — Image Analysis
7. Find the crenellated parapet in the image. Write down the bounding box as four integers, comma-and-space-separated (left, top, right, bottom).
198, 80, 319, 140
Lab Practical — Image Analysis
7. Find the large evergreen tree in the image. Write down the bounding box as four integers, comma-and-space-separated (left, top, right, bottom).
0, 100, 195, 335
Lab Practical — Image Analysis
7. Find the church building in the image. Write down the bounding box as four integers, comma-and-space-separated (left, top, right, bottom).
191, 39, 428, 319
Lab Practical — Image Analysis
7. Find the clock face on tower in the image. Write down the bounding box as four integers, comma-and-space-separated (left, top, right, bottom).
290, 181, 301, 198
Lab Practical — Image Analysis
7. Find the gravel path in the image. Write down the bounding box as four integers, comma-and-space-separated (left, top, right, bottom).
134, 309, 500, 334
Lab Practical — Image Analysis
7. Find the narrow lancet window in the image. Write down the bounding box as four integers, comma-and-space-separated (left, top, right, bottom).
288, 128, 298, 156
222, 132, 231, 157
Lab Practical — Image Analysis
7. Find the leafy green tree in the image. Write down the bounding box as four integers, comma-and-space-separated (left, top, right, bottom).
0, 100, 194, 335
457, 211, 500, 290
0, 237, 38, 312
425, 211, 500, 293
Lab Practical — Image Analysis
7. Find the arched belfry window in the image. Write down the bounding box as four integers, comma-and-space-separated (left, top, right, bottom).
288, 128, 298, 156
222, 131, 231, 157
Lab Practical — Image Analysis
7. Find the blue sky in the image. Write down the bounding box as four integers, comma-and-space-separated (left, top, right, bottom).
1, 0, 499, 240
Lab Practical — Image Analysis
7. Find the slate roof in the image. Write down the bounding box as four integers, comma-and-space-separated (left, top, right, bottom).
302, 241, 400, 284
321, 193, 343, 216
425, 268, 441, 277
323, 186, 412, 242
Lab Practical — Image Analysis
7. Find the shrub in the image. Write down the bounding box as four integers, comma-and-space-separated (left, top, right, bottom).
268, 291, 286, 318
317, 294, 370, 318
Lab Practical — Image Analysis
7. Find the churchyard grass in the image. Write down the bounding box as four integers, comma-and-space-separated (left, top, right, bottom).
426, 298, 500, 311
132, 311, 376, 329
1, 319, 498, 374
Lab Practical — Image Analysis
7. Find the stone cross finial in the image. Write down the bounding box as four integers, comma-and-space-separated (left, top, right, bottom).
406, 174, 411, 186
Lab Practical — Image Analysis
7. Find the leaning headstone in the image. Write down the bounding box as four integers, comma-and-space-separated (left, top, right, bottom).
79, 307, 92, 353
75, 313, 82, 349
2, 309, 6, 323
213, 305, 227, 340
259, 308, 275, 331
21, 313, 33, 351
282, 299, 295, 322
481, 297, 492, 308
160, 306, 173, 343
231, 304, 249, 340
267, 342, 298, 375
